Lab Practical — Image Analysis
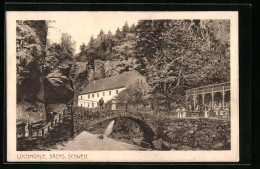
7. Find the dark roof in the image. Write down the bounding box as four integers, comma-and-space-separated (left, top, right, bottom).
80, 71, 138, 95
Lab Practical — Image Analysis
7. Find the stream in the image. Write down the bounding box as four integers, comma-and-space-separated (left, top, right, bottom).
51, 131, 145, 151
51, 120, 146, 151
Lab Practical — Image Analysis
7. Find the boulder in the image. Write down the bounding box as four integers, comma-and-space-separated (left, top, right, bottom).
152, 138, 171, 150
45, 70, 74, 104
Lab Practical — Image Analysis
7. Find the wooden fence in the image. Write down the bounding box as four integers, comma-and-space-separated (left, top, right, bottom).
16, 111, 64, 139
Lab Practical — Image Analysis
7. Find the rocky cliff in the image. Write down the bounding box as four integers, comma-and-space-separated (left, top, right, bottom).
69, 62, 93, 106
16, 20, 48, 123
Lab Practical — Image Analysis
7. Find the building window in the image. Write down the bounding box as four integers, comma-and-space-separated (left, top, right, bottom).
97, 93, 99, 97
88, 103, 89, 108
103, 92, 105, 96
92, 103, 94, 108
109, 91, 111, 95
92, 94, 94, 98
81, 96, 82, 99
140, 79, 143, 84
81, 104, 82, 107
116, 90, 119, 94
88, 95, 90, 99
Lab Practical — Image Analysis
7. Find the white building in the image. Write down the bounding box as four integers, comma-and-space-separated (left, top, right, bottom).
78, 70, 147, 108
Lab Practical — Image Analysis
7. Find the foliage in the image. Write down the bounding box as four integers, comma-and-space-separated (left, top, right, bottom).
47, 33, 76, 69
134, 20, 230, 109
114, 83, 149, 109
73, 19, 230, 109
76, 24, 137, 65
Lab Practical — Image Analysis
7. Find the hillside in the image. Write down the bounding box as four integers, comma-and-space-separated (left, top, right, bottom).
16, 20, 230, 123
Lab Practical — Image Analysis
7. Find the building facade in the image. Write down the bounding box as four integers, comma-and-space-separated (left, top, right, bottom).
78, 70, 147, 108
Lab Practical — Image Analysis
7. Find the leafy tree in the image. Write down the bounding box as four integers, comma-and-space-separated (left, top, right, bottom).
60, 33, 76, 58
85, 35, 97, 66
79, 43, 87, 55
115, 83, 149, 109
135, 20, 230, 109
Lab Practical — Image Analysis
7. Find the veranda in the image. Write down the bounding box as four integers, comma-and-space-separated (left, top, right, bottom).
185, 82, 230, 119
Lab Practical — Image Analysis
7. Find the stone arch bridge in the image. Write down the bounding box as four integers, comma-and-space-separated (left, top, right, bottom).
73, 108, 163, 142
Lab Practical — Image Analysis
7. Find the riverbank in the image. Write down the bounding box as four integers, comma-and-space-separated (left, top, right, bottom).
86, 117, 230, 151
17, 116, 230, 151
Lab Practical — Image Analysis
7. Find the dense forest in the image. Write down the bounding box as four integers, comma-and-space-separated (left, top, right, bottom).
74, 20, 230, 106
16, 19, 230, 123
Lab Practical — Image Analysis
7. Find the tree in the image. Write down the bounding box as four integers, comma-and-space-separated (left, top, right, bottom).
115, 27, 123, 40
135, 20, 230, 109
122, 22, 130, 36
130, 23, 135, 33
115, 83, 149, 110
98, 29, 105, 40
107, 30, 113, 38
60, 33, 76, 58
84, 35, 98, 66
79, 43, 86, 55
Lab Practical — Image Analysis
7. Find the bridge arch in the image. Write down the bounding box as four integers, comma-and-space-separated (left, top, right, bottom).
87, 113, 155, 145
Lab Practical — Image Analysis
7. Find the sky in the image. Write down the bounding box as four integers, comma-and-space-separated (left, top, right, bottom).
47, 12, 142, 53
29, 11, 235, 54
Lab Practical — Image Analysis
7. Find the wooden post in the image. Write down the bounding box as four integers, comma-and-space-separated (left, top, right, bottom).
202, 94, 205, 105
24, 123, 29, 137
59, 113, 63, 123
193, 90, 196, 111
222, 86, 225, 109
185, 92, 188, 110
202, 88, 205, 106
211, 88, 214, 109
42, 128, 45, 138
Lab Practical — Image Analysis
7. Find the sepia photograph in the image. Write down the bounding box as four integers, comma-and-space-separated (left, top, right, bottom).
6, 11, 239, 162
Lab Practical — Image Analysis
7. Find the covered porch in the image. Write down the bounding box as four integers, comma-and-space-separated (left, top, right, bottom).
185, 82, 230, 119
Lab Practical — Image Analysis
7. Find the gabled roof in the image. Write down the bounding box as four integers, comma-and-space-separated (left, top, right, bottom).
80, 70, 139, 95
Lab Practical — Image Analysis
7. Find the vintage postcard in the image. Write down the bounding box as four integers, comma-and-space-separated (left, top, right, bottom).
6, 11, 239, 162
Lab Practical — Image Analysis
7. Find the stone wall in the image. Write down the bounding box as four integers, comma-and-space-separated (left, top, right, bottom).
73, 108, 230, 150
156, 118, 230, 150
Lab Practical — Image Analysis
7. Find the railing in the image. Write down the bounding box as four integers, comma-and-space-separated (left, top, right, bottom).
16, 111, 64, 139
184, 109, 230, 119
74, 102, 230, 121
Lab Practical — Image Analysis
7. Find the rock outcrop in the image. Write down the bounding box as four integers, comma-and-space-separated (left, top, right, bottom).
45, 69, 74, 104
16, 20, 48, 123
69, 62, 93, 105
92, 57, 138, 80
